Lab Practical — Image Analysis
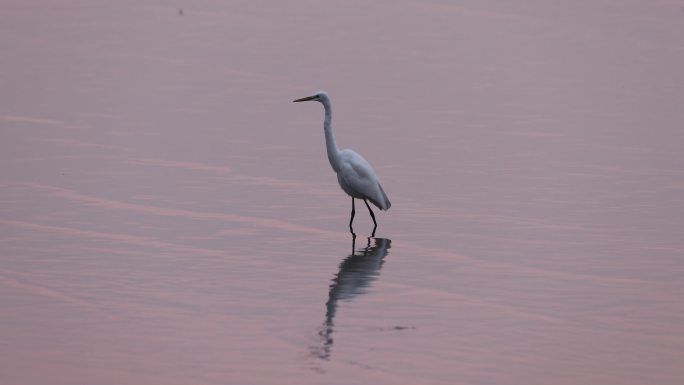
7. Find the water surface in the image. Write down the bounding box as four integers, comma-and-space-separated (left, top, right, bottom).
1, 1, 683, 384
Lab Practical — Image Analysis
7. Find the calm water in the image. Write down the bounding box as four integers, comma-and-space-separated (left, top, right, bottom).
1, 1, 683, 384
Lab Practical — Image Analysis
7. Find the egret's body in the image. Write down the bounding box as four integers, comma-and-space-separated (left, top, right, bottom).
294, 91, 390, 235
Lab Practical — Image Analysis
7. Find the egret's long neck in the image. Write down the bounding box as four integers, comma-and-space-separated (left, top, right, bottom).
321, 98, 341, 172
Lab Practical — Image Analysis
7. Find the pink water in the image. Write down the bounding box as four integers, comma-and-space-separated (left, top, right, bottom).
1, 1, 683, 384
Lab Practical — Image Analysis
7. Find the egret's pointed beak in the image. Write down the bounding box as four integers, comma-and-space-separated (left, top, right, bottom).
293, 95, 317, 102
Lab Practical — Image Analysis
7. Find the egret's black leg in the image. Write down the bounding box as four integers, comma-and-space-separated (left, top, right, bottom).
363, 199, 377, 237
351, 233, 356, 253
349, 198, 356, 237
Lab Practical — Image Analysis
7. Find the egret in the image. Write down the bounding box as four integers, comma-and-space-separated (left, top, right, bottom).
293, 91, 391, 236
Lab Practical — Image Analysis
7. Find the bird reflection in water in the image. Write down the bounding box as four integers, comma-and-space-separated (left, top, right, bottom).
313, 236, 391, 360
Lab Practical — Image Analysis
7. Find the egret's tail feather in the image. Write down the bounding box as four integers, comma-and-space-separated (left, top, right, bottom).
377, 182, 391, 211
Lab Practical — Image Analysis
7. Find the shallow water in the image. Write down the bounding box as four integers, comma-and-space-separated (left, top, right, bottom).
1, 1, 683, 384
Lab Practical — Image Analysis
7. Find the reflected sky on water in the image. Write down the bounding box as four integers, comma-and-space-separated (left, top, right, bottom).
1, 1, 683, 384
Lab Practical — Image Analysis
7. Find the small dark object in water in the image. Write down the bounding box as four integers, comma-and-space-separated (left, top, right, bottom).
393, 326, 416, 331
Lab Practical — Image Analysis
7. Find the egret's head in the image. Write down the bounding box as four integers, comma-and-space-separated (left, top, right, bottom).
293, 91, 328, 103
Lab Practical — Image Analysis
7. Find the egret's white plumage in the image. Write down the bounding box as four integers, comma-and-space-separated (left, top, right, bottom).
294, 91, 390, 234
336, 149, 390, 210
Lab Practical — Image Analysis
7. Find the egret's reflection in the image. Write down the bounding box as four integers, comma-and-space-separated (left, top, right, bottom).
314, 236, 391, 360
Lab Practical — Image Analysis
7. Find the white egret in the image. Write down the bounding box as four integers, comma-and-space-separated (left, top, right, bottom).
293, 91, 391, 236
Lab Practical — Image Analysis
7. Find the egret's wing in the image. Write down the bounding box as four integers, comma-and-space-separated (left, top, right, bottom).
338, 150, 391, 210
345, 151, 374, 179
